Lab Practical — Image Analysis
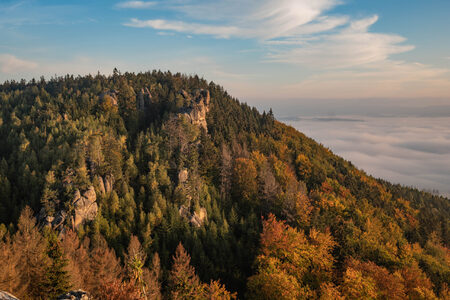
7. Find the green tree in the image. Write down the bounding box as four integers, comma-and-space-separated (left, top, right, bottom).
41, 232, 71, 298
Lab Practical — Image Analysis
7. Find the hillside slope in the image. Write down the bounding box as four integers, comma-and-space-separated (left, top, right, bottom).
0, 71, 448, 299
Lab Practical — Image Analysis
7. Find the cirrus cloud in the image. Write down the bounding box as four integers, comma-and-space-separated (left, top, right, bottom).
125, 19, 240, 39
121, 0, 450, 100
267, 15, 415, 69
115, 1, 156, 9
123, 0, 343, 40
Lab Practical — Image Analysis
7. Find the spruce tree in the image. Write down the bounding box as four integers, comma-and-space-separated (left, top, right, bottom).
41, 232, 71, 298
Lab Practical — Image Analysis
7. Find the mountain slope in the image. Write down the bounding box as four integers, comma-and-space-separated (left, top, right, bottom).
0, 71, 448, 299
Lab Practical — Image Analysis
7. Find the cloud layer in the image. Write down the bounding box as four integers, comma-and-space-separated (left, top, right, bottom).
284, 113, 450, 198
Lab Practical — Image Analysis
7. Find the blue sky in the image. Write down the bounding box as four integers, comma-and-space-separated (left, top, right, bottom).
0, 0, 450, 102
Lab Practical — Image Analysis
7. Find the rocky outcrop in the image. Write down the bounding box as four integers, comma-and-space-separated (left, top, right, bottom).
0, 291, 19, 300
178, 89, 210, 131
179, 205, 208, 228
179, 205, 190, 219
39, 186, 98, 231
178, 169, 188, 184
39, 208, 67, 230
57, 290, 90, 300
99, 90, 118, 106
72, 186, 98, 229
191, 207, 208, 227
137, 87, 152, 110
97, 174, 114, 196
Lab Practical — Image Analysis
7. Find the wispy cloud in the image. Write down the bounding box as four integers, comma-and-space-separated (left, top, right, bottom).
115, 1, 156, 9
121, 0, 450, 99
0, 54, 37, 73
268, 15, 414, 69
125, 19, 239, 38
124, 0, 341, 39
122, 1, 414, 70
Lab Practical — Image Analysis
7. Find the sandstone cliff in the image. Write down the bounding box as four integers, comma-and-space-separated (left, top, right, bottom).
178, 89, 210, 131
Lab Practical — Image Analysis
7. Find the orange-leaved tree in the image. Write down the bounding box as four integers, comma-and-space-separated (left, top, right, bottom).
247, 214, 335, 299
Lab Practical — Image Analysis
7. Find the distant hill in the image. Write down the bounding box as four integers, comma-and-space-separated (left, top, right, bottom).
0, 71, 448, 299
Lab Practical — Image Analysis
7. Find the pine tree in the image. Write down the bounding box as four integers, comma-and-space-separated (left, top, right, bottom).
40, 232, 71, 299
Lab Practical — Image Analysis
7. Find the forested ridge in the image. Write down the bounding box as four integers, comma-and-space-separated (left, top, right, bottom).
0, 70, 448, 299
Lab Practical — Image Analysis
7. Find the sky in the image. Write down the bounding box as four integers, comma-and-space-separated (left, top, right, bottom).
0, 0, 449, 195
1, 0, 450, 101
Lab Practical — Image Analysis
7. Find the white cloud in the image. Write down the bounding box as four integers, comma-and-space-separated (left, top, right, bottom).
0, 54, 38, 73
115, 1, 156, 9
125, 19, 239, 38
268, 16, 414, 69
124, 0, 342, 39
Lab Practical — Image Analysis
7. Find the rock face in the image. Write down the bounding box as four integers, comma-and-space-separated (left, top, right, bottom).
179, 205, 208, 227
179, 89, 210, 131
72, 186, 98, 229
97, 174, 114, 196
39, 185, 99, 231
39, 208, 68, 231
99, 90, 118, 106
191, 207, 208, 227
0, 291, 19, 300
137, 87, 153, 110
178, 169, 189, 184
57, 290, 90, 300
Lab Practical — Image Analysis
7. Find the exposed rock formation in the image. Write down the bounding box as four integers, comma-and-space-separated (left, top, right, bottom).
57, 290, 90, 300
178, 169, 188, 184
191, 207, 208, 227
137, 87, 152, 110
39, 186, 98, 231
72, 186, 98, 229
179, 204, 190, 219
98, 176, 105, 195
0, 291, 19, 300
39, 208, 67, 230
99, 90, 118, 106
178, 89, 210, 131
179, 205, 208, 227
97, 174, 114, 196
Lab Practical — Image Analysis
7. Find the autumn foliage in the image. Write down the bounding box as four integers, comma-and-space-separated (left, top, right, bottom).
247, 214, 335, 299
247, 214, 446, 299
